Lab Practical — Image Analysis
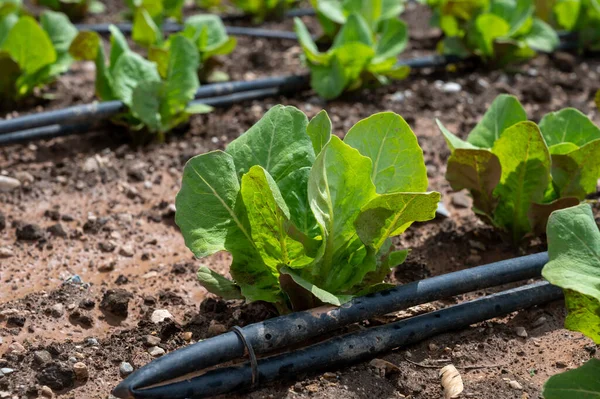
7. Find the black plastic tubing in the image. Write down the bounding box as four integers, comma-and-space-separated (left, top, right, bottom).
114, 252, 549, 397
0, 75, 309, 136
115, 281, 561, 398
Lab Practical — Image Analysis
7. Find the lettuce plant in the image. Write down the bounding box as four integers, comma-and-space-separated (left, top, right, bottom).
309, 0, 406, 40
540, 203, 600, 397
0, 10, 77, 103
34, 0, 105, 21
176, 105, 440, 312
537, 0, 600, 50
148, 15, 237, 82
69, 26, 210, 140
425, 0, 559, 64
294, 13, 409, 100
438, 94, 600, 242
231, 0, 296, 23
126, 0, 185, 47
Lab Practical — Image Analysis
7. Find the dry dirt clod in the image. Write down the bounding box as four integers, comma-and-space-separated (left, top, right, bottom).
440, 364, 464, 399
37, 361, 75, 390
100, 289, 133, 318
16, 223, 44, 241
0, 247, 13, 258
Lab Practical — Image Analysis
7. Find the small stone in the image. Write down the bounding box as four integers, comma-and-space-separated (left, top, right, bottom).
119, 362, 134, 377
509, 380, 523, 390
0, 176, 21, 192
119, 244, 135, 257
40, 386, 54, 398
468, 240, 486, 251
207, 320, 227, 337
143, 271, 158, 279
50, 303, 65, 318
515, 326, 528, 338
98, 241, 116, 253
532, 316, 547, 327
182, 332, 193, 341
369, 358, 400, 378
148, 346, 165, 357
428, 343, 439, 351
0, 368, 14, 376
451, 192, 471, 208
82, 157, 99, 173
7, 342, 25, 354
441, 82, 462, 93
16, 223, 44, 241
555, 361, 568, 368
73, 362, 89, 380
14, 171, 34, 184
143, 335, 161, 347
151, 309, 173, 324
98, 261, 116, 272
34, 350, 53, 365
0, 247, 14, 258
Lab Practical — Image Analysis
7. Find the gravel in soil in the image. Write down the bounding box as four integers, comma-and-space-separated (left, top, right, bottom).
1, 3, 600, 399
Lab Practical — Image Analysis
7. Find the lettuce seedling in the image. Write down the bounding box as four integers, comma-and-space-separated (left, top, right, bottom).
69, 27, 210, 139
537, 0, 600, 50
540, 203, 600, 397
34, 0, 105, 21
425, 0, 559, 64
309, 0, 406, 39
126, 0, 185, 47
149, 15, 237, 82
438, 94, 600, 242
0, 10, 77, 103
294, 13, 409, 99
231, 0, 296, 23
176, 105, 439, 312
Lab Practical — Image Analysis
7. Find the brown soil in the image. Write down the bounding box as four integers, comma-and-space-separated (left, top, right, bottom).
1, 3, 599, 399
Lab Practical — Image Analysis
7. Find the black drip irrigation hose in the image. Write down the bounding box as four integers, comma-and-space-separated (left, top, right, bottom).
0, 75, 309, 136
114, 281, 561, 399
113, 252, 549, 398
74, 22, 302, 41
0, 82, 309, 145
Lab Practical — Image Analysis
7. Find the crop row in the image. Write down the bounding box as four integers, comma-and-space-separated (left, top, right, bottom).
1, 0, 599, 140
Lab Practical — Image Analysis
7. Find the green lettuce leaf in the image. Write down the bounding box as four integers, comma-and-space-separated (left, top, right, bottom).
345, 112, 428, 193
542, 203, 600, 343
491, 121, 551, 242
225, 105, 314, 183
543, 359, 600, 399
308, 135, 378, 292
306, 109, 332, 155
551, 139, 600, 199
197, 266, 243, 300
467, 94, 528, 148
539, 108, 600, 147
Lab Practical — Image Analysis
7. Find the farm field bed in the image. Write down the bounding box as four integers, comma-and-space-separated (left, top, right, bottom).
1, 2, 599, 398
